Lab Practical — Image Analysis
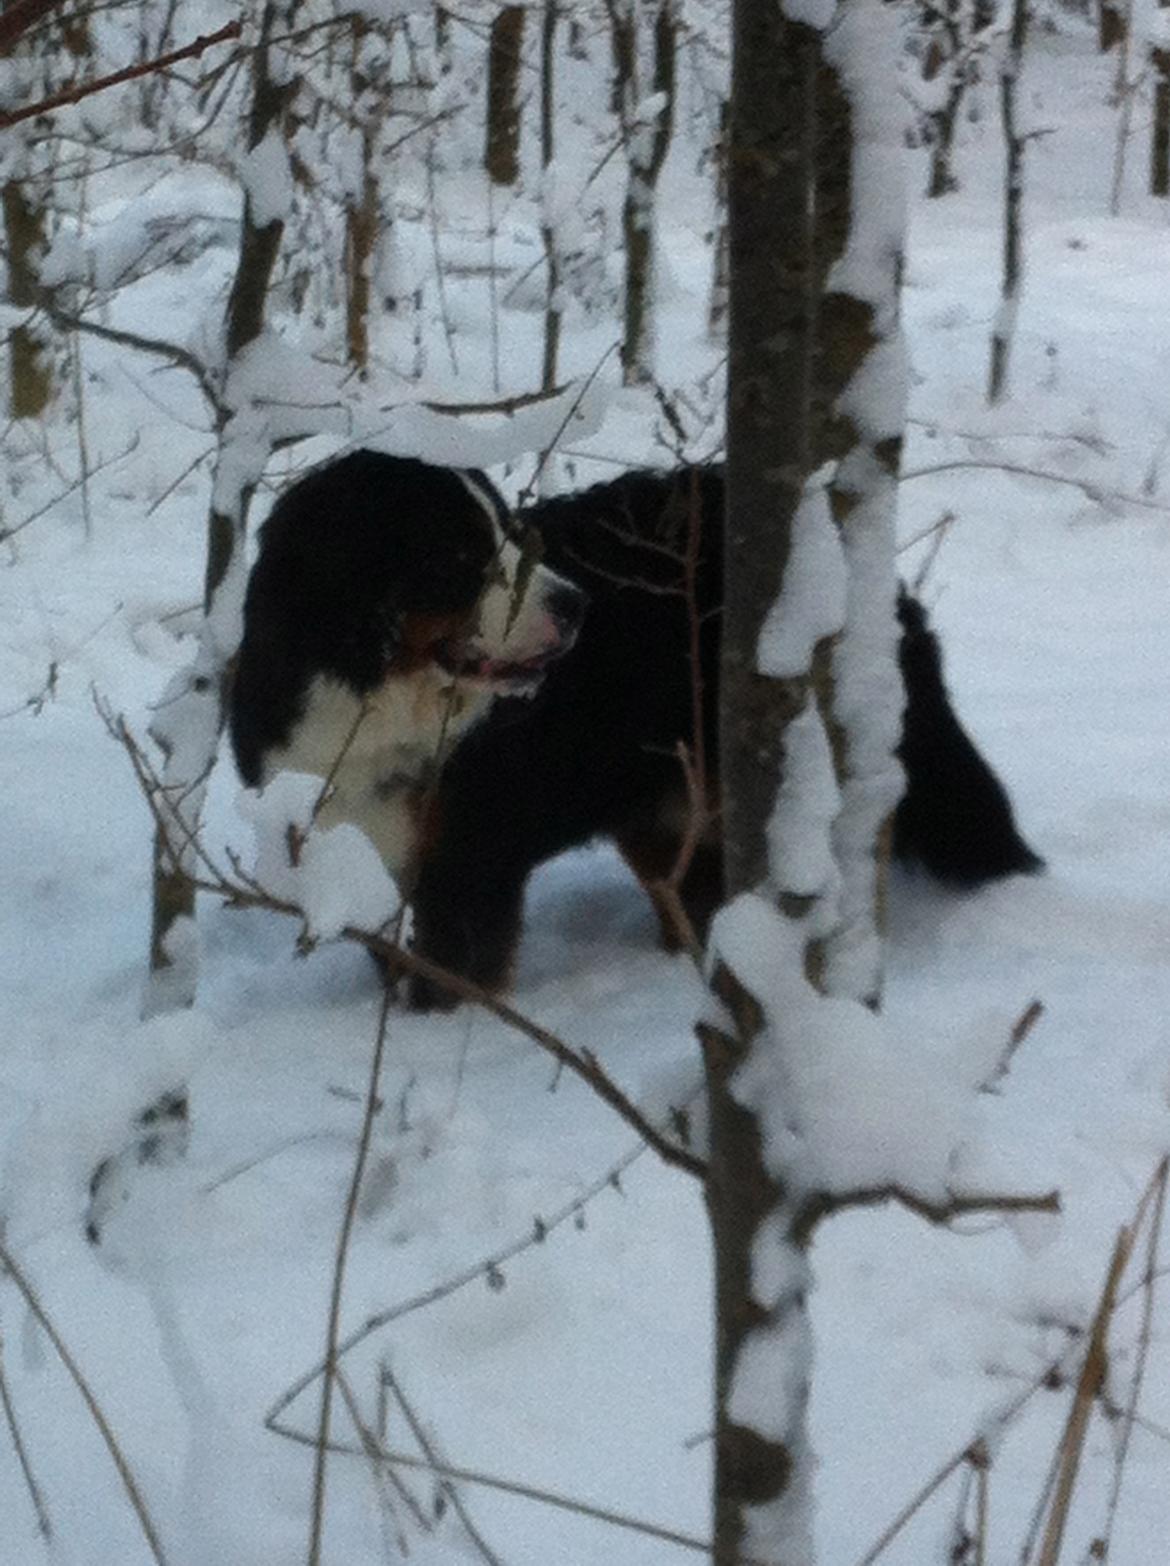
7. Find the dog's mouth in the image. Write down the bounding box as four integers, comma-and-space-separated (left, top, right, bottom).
433, 637, 570, 690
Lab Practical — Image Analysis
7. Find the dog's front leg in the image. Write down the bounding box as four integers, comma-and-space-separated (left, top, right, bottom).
406, 861, 527, 1011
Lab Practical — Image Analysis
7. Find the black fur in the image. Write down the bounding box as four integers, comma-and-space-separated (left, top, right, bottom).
230, 454, 1042, 1007
231, 453, 505, 788
893, 588, 1043, 886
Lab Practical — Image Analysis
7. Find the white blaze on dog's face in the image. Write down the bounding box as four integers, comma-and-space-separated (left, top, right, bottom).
448, 471, 584, 691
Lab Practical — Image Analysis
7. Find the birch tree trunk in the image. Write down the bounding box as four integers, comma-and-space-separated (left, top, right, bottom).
988, 0, 1027, 404
146, 0, 298, 1013
344, 18, 385, 375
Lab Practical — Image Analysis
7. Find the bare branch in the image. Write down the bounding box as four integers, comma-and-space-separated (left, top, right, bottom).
379, 1365, 505, 1566
983, 997, 1045, 1094
0, 1334, 52, 1540
271, 1417, 769, 1562
900, 458, 1170, 515
308, 986, 393, 1566
796, 1182, 1060, 1247
36, 290, 220, 412
0, 21, 242, 129
0, 1237, 169, 1565
267, 1136, 653, 1433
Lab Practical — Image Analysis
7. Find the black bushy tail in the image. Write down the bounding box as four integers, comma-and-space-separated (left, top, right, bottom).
893, 589, 1044, 887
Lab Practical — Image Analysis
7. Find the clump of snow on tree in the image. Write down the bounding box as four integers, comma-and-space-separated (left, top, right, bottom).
756, 479, 848, 679
711, 894, 1010, 1205
766, 701, 843, 908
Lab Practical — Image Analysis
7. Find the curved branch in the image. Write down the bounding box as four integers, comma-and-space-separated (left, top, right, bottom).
36, 289, 221, 414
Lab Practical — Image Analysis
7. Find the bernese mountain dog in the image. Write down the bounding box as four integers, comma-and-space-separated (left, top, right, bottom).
230, 450, 1042, 1008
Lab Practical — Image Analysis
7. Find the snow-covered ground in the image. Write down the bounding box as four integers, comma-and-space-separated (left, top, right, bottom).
2, 25, 1169, 1566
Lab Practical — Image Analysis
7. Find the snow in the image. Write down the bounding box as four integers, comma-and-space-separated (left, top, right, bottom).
764, 702, 842, 908
0, 17, 1169, 1566
756, 477, 848, 679
712, 892, 1004, 1205
238, 772, 401, 942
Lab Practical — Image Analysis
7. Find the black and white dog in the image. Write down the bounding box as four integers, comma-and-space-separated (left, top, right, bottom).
230, 451, 1041, 1007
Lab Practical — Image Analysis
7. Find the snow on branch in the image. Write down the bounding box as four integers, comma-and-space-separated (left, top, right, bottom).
710, 894, 1059, 1215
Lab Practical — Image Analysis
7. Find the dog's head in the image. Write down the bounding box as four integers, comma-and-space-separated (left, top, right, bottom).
252, 450, 584, 700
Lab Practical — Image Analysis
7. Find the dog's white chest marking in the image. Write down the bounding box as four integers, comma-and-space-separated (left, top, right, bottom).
266, 671, 490, 880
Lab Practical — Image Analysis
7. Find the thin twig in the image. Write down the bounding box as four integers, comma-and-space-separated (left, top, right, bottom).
900, 458, 1170, 515
0, 436, 140, 543
36, 292, 220, 412
267, 1137, 650, 1433
0, 1238, 169, 1564
1036, 1224, 1134, 1566
380, 1364, 505, 1566
0, 1333, 53, 1540
334, 1368, 429, 1547
307, 984, 394, 1566
273, 1419, 764, 1562
983, 998, 1045, 1094
1097, 1156, 1169, 1556
515, 340, 619, 508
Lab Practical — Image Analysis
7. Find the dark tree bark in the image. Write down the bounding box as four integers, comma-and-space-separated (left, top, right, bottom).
710, 8, 821, 1559
1099, 0, 1126, 51
606, 0, 678, 386
2, 180, 52, 417
539, 0, 561, 390
708, 99, 730, 337
484, 6, 525, 186
920, 0, 995, 199
709, 0, 908, 1554
1152, 41, 1170, 196
0, 7, 88, 418
721, 20, 816, 898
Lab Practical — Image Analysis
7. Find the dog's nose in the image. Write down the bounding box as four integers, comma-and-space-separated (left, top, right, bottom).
549, 581, 587, 639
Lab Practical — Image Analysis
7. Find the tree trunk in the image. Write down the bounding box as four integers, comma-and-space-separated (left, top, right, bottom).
1151, 43, 1170, 195
708, 99, 730, 337
0, 10, 89, 418
146, 0, 296, 1013
709, 0, 908, 1556
710, 5, 820, 1558
484, 6, 525, 186
608, 0, 677, 387
989, 0, 1028, 404
539, 0, 561, 391
2, 179, 53, 417
1100, 0, 1126, 50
